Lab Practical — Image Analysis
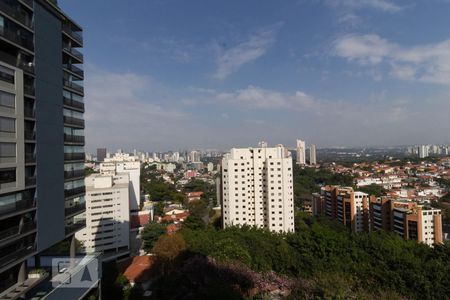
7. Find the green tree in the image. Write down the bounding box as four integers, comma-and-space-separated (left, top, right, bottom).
141, 222, 166, 252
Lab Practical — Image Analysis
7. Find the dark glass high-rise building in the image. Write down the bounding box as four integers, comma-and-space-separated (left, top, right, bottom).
96, 147, 106, 162
0, 0, 86, 295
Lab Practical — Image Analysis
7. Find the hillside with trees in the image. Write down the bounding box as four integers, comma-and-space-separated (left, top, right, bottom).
143, 213, 450, 299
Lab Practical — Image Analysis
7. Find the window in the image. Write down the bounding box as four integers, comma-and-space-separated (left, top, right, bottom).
0, 91, 15, 109
0, 117, 15, 133
0, 65, 14, 84
0, 143, 15, 162
0, 168, 16, 184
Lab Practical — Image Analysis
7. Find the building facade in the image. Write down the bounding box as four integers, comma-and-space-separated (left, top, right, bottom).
221, 145, 295, 233
101, 153, 140, 212
96, 147, 106, 162
0, 0, 86, 295
317, 186, 369, 233
296, 139, 306, 165
309, 144, 317, 165
76, 173, 130, 256
370, 197, 443, 246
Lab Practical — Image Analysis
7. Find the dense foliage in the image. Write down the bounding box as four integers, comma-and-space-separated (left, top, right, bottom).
141, 222, 166, 252
293, 165, 354, 198
356, 184, 387, 197
176, 214, 450, 299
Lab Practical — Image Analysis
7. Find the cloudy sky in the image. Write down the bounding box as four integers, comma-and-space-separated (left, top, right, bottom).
59, 0, 450, 152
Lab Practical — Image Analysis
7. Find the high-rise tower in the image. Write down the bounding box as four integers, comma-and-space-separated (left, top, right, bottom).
0, 0, 86, 295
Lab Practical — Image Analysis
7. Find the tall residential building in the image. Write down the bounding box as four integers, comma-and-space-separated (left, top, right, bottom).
418, 145, 429, 158
309, 144, 317, 165
0, 0, 87, 295
96, 147, 106, 162
221, 144, 295, 233
101, 153, 140, 212
76, 173, 130, 257
296, 139, 306, 165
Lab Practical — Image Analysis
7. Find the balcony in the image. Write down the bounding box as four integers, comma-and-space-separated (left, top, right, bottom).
0, 1, 33, 30
62, 24, 83, 45
63, 116, 85, 128
65, 221, 85, 235
25, 153, 35, 164
24, 130, 35, 140
0, 198, 35, 218
63, 64, 84, 78
65, 203, 86, 217
24, 84, 35, 96
0, 50, 34, 74
24, 106, 35, 119
64, 134, 84, 144
63, 96, 84, 111
64, 152, 85, 161
25, 176, 36, 187
0, 246, 35, 269
62, 46, 83, 63
63, 79, 83, 94
18, 0, 33, 10
64, 169, 84, 180
64, 186, 85, 198
0, 222, 36, 245
0, 26, 34, 52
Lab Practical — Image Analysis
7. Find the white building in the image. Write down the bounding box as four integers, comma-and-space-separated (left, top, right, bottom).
296, 139, 306, 165
221, 145, 295, 233
419, 145, 429, 158
101, 153, 141, 212
76, 173, 130, 255
420, 207, 442, 246
309, 144, 317, 165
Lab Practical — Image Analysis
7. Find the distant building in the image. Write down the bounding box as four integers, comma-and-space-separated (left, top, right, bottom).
76, 173, 130, 256
221, 144, 295, 233
296, 139, 306, 165
309, 144, 317, 165
187, 191, 203, 202
97, 148, 107, 162
101, 153, 141, 212
418, 145, 429, 158
315, 186, 369, 233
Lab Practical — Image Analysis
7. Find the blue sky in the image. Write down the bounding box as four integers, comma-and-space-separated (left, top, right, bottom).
59, 0, 450, 152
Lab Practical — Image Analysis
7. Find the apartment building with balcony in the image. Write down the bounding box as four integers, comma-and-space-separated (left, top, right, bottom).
76, 173, 130, 259
370, 197, 443, 246
221, 144, 295, 233
314, 186, 369, 233
101, 153, 141, 212
0, 0, 87, 297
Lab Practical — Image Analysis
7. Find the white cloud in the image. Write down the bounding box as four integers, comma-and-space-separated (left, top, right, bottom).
213, 24, 282, 80
325, 0, 403, 12
84, 67, 189, 150
334, 34, 450, 84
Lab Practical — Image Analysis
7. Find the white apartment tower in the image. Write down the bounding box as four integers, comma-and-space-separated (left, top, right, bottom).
309, 144, 317, 165
296, 139, 306, 165
100, 153, 141, 211
76, 173, 130, 254
418, 145, 429, 158
221, 145, 295, 233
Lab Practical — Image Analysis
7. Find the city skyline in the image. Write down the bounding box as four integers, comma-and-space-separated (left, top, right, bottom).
59, 0, 450, 151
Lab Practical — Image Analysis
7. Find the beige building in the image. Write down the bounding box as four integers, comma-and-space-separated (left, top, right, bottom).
221, 144, 295, 233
